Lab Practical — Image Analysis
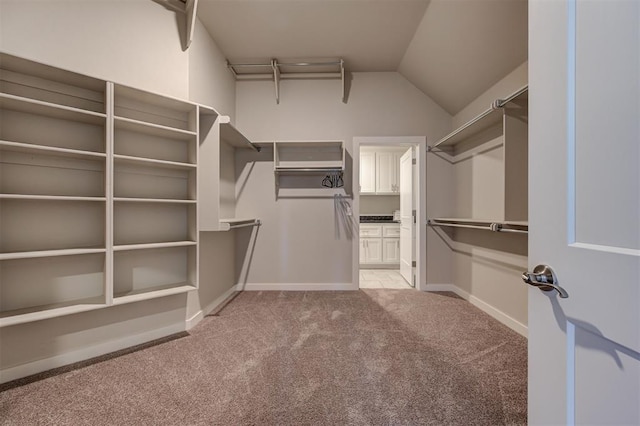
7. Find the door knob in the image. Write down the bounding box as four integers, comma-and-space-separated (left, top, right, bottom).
522, 264, 569, 298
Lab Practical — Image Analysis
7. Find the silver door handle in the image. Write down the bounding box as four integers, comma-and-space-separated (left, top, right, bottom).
522, 264, 569, 298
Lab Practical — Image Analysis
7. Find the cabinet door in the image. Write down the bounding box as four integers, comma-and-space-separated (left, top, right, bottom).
359, 239, 367, 263
382, 238, 400, 263
360, 151, 376, 193
361, 238, 382, 263
375, 151, 396, 193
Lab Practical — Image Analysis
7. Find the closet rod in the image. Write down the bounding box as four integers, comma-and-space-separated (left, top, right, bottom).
227, 60, 342, 69
228, 220, 261, 229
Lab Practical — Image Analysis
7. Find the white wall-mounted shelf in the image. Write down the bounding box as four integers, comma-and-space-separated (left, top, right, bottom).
430, 86, 528, 150
113, 154, 196, 170
0, 93, 106, 124
113, 241, 197, 252
219, 218, 261, 231
112, 284, 196, 306
428, 218, 528, 234
273, 141, 345, 171
0, 140, 106, 158
219, 116, 260, 151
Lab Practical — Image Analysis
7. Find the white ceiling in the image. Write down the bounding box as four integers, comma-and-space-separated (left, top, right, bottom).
197, 0, 528, 115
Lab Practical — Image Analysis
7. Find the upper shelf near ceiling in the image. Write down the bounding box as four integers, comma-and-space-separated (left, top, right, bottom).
226, 58, 346, 104
430, 86, 528, 150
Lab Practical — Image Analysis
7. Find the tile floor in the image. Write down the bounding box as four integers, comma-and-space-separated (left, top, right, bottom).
359, 269, 414, 289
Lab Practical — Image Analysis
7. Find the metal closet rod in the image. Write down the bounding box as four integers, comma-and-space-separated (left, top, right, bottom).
227, 60, 343, 68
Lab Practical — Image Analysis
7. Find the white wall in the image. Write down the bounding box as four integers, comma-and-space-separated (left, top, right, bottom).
235, 72, 451, 287
0, 0, 189, 99
453, 61, 528, 128
0, 0, 237, 381
426, 61, 529, 334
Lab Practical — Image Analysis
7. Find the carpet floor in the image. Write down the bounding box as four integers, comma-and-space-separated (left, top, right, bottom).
0, 290, 527, 425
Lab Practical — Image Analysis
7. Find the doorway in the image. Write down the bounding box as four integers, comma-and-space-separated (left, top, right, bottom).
352, 136, 427, 291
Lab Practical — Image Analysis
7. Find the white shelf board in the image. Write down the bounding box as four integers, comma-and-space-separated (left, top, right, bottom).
114, 116, 197, 140
1, 52, 106, 92
0, 247, 106, 261
0, 297, 107, 328
112, 283, 196, 305
0, 140, 106, 159
113, 154, 196, 170
219, 218, 260, 231
0, 92, 106, 124
273, 140, 344, 148
113, 241, 197, 252
432, 108, 503, 149
431, 86, 528, 149
114, 84, 196, 113
275, 161, 344, 170
0, 194, 106, 202
113, 197, 196, 204
219, 116, 259, 151
198, 104, 218, 116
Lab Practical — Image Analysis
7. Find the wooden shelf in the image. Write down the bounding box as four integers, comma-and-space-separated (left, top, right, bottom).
0, 140, 106, 159
273, 140, 345, 172
0, 54, 205, 327
219, 116, 259, 151
0, 93, 106, 124
114, 154, 196, 170
219, 218, 261, 231
114, 197, 196, 204
114, 116, 197, 139
113, 241, 197, 252
0, 194, 106, 201
0, 297, 107, 328
112, 283, 196, 305
0, 247, 106, 261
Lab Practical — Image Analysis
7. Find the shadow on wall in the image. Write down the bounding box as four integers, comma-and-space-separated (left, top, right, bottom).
235, 221, 261, 290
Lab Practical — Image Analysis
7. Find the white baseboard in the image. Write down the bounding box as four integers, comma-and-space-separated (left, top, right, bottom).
0, 323, 185, 384
424, 283, 528, 338
239, 282, 357, 291
185, 284, 240, 330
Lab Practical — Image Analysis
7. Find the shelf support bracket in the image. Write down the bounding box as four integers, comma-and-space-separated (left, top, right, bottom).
271, 58, 280, 104
340, 59, 346, 103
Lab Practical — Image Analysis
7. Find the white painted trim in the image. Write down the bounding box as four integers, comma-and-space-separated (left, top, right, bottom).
185, 284, 240, 330
0, 323, 185, 384
424, 283, 528, 337
352, 136, 427, 293
240, 283, 357, 291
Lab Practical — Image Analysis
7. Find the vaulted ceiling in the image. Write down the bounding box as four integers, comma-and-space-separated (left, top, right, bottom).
197, 0, 528, 115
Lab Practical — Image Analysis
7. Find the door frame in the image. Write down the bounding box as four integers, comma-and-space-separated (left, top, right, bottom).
352, 136, 427, 290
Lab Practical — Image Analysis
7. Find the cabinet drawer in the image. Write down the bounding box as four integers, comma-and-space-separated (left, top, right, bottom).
383, 224, 400, 237
359, 224, 382, 238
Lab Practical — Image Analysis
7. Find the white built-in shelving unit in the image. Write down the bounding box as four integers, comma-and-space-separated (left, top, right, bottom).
269, 140, 346, 198
198, 114, 261, 232
427, 86, 529, 232
0, 53, 218, 327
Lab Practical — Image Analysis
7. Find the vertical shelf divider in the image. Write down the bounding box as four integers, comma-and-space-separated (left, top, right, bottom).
105, 82, 114, 306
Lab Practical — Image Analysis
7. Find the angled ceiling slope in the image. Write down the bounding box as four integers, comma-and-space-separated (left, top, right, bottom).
197, 0, 430, 71
399, 0, 528, 115
196, 0, 528, 115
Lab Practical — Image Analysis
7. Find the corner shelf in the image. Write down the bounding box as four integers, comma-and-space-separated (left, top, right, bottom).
219, 116, 260, 151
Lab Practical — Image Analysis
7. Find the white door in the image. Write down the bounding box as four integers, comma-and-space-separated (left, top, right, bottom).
399, 148, 413, 285
364, 239, 382, 264
529, 1, 639, 425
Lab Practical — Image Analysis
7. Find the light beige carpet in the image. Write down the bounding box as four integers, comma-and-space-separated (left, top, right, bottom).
1, 290, 527, 425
